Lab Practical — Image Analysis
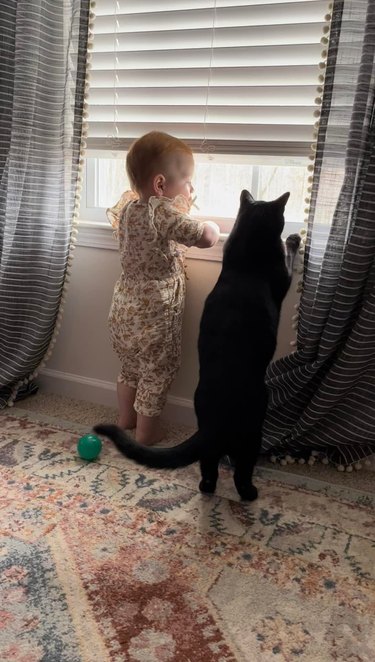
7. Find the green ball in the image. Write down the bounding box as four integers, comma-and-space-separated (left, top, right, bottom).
77, 433, 102, 461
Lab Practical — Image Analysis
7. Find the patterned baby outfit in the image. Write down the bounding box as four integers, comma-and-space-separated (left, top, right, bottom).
107, 192, 204, 416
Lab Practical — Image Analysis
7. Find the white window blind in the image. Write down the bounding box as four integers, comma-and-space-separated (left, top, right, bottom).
88, 0, 328, 155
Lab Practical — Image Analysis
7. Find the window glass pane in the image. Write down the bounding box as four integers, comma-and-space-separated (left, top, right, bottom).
193, 162, 255, 218
257, 164, 310, 224
97, 159, 130, 208
85, 153, 309, 229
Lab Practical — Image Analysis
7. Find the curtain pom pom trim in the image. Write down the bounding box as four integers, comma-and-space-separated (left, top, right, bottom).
288, 7, 333, 345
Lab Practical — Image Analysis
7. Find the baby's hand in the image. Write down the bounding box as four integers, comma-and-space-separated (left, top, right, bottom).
196, 221, 220, 249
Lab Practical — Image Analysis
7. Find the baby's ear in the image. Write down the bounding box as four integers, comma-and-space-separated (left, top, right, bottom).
153, 173, 166, 196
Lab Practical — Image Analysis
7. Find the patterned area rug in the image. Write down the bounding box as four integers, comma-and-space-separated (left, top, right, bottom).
0, 409, 374, 661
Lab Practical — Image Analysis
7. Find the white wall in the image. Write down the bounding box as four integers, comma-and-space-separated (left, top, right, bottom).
40, 235, 300, 425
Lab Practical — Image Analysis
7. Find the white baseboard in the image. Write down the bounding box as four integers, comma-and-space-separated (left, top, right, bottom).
38, 368, 196, 427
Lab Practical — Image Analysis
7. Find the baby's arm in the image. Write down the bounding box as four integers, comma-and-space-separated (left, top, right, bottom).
194, 221, 220, 248
157, 199, 220, 249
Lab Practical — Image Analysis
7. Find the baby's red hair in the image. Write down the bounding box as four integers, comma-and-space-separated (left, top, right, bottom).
126, 131, 193, 193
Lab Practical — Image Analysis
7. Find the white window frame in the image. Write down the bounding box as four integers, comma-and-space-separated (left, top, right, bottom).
78, 149, 304, 260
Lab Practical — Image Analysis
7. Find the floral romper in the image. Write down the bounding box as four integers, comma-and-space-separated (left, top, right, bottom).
107, 192, 204, 417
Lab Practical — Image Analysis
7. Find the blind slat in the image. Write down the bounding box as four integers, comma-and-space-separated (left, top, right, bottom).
89, 121, 314, 142
90, 65, 321, 88
92, 24, 324, 51
89, 85, 318, 105
92, 44, 322, 69
89, 105, 316, 123
96, 0, 325, 13
95, 1, 328, 28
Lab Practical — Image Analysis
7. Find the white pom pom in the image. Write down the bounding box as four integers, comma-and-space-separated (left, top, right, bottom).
346, 465, 353, 473
308, 457, 315, 466
270, 455, 277, 464
298, 458, 305, 465
311, 450, 319, 457
354, 463, 362, 471
364, 459, 371, 467
322, 457, 329, 465
280, 459, 287, 466
337, 464, 345, 472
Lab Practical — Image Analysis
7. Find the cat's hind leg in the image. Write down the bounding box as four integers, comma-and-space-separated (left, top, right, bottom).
233, 459, 258, 501
199, 455, 220, 494
233, 440, 261, 501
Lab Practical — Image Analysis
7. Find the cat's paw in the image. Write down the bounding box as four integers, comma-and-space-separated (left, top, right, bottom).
199, 478, 217, 494
286, 233, 301, 252
235, 483, 258, 502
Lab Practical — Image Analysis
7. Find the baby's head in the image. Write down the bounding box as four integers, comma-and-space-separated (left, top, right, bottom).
126, 131, 194, 202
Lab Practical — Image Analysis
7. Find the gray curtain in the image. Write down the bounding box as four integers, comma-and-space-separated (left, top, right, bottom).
262, 0, 375, 466
0, 0, 90, 406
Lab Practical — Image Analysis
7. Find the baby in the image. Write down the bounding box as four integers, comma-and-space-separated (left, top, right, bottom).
107, 131, 220, 445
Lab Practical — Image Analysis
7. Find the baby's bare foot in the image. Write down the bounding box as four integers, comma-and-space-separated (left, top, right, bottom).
137, 423, 166, 446
118, 415, 137, 430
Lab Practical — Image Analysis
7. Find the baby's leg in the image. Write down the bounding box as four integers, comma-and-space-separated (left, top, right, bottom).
134, 372, 174, 446
135, 275, 184, 445
136, 414, 165, 446
117, 381, 137, 430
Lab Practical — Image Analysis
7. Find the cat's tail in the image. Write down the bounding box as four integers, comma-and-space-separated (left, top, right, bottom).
93, 424, 205, 469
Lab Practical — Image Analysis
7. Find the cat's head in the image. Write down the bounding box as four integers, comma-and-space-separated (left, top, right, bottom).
223, 189, 290, 270
238, 189, 290, 239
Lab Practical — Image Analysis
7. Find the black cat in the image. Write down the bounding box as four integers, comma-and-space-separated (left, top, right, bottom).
94, 190, 300, 501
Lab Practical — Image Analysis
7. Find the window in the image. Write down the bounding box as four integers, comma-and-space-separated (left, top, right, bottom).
81, 151, 309, 236
83, 1, 328, 236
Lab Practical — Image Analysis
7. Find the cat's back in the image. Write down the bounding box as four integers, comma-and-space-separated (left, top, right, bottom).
204, 269, 277, 324
199, 268, 279, 361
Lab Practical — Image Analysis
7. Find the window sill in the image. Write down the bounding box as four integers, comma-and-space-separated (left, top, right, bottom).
76, 220, 302, 267
76, 220, 226, 262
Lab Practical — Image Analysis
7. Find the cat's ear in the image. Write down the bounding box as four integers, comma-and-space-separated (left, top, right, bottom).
240, 189, 255, 205
274, 192, 290, 208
